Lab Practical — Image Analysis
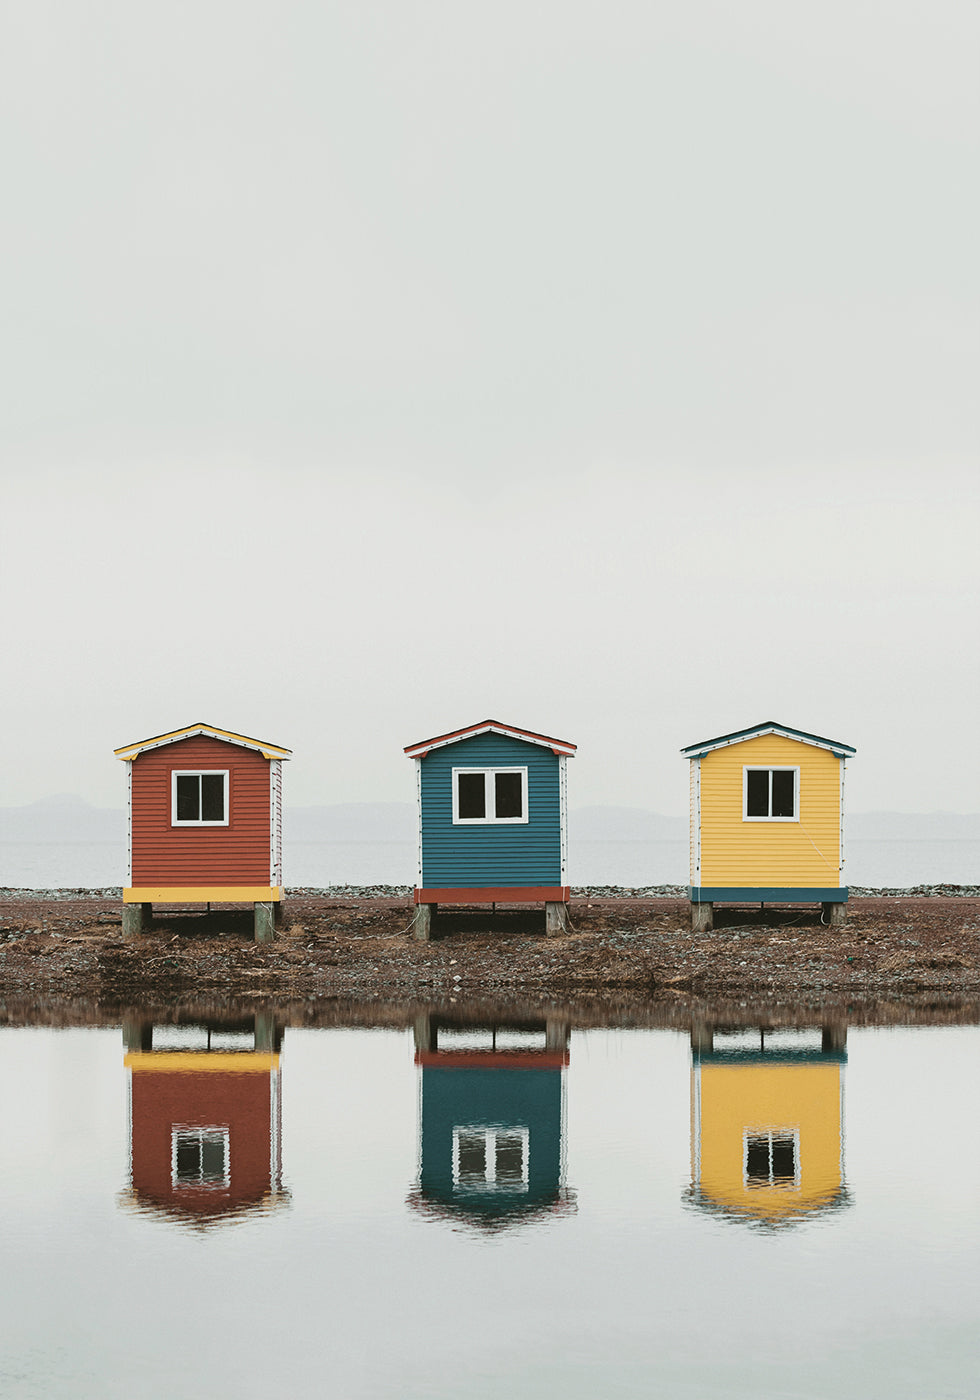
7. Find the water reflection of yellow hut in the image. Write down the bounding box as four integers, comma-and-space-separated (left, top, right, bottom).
121, 1011, 287, 1227
688, 1021, 849, 1227
407, 1012, 576, 1233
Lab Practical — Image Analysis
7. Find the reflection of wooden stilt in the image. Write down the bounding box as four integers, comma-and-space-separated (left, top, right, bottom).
545, 1018, 570, 1053
254, 1012, 276, 1052
822, 1019, 847, 1053
413, 1012, 433, 1054
122, 1018, 152, 1052
691, 1018, 714, 1053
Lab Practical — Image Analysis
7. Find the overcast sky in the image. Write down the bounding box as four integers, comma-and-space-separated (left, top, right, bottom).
2, 1, 977, 816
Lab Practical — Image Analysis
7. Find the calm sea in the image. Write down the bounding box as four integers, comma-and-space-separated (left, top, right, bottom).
1, 839, 978, 889
0, 1008, 977, 1398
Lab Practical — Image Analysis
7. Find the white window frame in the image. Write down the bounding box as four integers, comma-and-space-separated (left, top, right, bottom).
452, 1124, 530, 1194
171, 770, 230, 827
743, 1127, 801, 1190
452, 766, 529, 825
171, 1126, 231, 1190
742, 766, 800, 823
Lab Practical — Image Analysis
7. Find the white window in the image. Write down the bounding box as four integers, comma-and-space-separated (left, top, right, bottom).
172, 1127, 230, 1189
171, 770, 229, 826
743, 766, 799, 821
452, 767, 528, 824
744, 1129, 800, 1189
452, 1125, 530, 1193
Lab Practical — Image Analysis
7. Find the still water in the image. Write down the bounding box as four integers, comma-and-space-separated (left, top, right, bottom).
1, 1007, 977, 1398
3, 836, 978, 888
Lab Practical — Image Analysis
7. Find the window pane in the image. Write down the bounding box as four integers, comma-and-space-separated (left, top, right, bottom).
494, 772, 523, 819
770, 1135, 796, 1182
495, 1134, 525, 1185
200, 1136, 227, 1183
745, 1136, 770, 1182
457, 1131, 487, 1184
201, 774, 225, 821
746, 770, 769, 817
175, 1136, 202, 1181
457, 773, 486, 819
176, 775, 200, 821
771, 770, 795, 818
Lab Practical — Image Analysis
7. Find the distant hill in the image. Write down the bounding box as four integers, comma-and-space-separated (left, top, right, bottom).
847, 811, 980, 841
288, 803, 415, 842
0, 795, 124, 843
2, 796, 977, 846
569, 806, 685, 841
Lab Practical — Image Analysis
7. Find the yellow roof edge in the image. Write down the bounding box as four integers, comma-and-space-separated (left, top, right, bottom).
114, 723, 292, 760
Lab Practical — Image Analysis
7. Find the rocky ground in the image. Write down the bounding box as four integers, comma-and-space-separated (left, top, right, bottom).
0, 891, 977, 1024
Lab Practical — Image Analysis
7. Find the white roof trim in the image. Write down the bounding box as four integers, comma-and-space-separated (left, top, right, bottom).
115, 726, 291, 762
405, 724, 576, 759
682, 726, 853, 759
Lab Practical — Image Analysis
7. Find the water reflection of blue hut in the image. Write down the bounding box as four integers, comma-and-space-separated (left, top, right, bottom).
687, 1019, 850, 1229
408, 1013, 576, 1232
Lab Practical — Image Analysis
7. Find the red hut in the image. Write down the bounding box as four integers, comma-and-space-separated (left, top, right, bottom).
114, 722, 291, 941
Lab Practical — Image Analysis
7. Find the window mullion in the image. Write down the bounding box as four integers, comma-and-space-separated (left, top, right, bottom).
768, 769, 774, 819
486, 771, 495, 821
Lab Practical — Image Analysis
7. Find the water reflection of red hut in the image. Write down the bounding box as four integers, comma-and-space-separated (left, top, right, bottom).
122, 1012, 286, 1227
407, 1012, 576, 1234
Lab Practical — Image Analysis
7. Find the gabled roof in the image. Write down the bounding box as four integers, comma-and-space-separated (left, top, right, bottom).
114, 723, 292, 762
680, 721, 855, 759
404, 719, 576, 759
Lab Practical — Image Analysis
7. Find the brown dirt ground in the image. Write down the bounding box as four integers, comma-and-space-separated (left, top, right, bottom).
0, 895, 978, 1028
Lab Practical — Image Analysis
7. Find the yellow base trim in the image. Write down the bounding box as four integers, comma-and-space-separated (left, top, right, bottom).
125, 1051, 278, 1073
123, 886, 281, 903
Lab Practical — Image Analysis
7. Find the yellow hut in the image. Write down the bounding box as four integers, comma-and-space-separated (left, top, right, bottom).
681, 721, 856, 930
688, 1023, 849, 1228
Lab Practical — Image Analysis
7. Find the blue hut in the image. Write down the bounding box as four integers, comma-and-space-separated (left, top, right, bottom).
403, 719, 577, 939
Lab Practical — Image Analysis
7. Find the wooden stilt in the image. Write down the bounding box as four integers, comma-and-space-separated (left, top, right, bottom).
691, 900, 713, 932
122, 903, 144, 939
413, 903, 436, 942
545, 902, 569, 935
254, 902, 275, 943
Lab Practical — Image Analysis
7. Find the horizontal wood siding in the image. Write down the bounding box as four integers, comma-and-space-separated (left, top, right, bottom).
131, 736, 271, 886
420, 733, 561, 888
699, 735, 842, 888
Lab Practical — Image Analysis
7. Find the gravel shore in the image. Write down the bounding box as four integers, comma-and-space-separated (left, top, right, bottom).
0, 891, 977, 1016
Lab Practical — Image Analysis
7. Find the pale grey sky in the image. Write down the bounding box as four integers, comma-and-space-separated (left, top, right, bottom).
2, 1, 977, 816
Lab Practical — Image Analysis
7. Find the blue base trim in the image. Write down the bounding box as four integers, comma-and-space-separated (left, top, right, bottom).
688, 887, 848, 903
695, 1049, 847, 1065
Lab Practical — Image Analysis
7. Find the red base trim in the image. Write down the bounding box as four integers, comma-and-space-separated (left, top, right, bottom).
415, 1052, 569, 1069
414, 886, 570, 905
